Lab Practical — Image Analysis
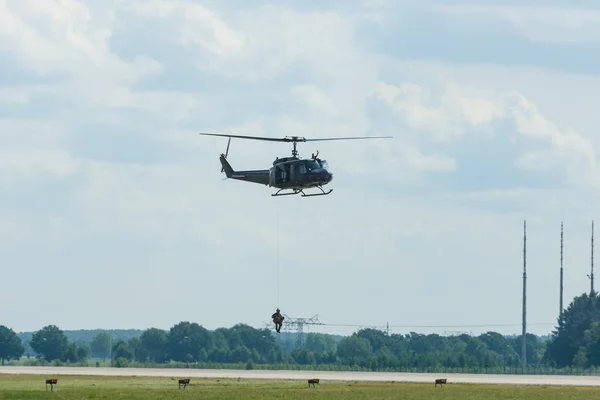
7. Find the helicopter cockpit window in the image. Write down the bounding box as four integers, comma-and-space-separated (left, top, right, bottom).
298, 163, 308, 175
319, 160, 329, 170
306, 160, 320, 171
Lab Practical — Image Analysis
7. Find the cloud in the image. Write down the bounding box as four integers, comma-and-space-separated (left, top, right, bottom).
127, 0, 246, 57
437, 4, 600, 43
1, 0, 600, 336
1, 0, 160, 80
373, 79, 599, 189
374, 81, 504, 139
365, 2, 600, 75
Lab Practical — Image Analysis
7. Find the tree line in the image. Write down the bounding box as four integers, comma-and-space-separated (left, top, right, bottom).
2, 292, 600, 372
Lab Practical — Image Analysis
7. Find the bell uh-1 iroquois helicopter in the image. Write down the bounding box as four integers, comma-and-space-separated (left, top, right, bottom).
198, 132, 393, 197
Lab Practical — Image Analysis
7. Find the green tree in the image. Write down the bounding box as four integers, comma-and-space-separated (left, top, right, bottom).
140, 328, 168, 363
337, 335, 372, 363
546, 292, 600, 367
91, 332, 112, 361
112, 340, 134, 361
167, 321, 212, 362
230, 345, 257, 363
30, 325, 68, 362
224, 324, 278, 363
478, 331, 510, 354
64, 342, 76, 362
462, 335, 489, 366
291, 348, 315, 365
355, 329, 389, 353
513, 333, 544, 366
127, 337, 144, 362
76, 343, 90, 361
211, 330, 229, 351
373, 346, 396, 369
305, 333, 336, 354
0, 325, 24, 366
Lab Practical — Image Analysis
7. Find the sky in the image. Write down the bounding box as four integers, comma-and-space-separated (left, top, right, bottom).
2, 0, 600, 338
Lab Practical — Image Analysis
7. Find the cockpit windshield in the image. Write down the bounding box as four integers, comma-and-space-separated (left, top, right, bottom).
305, 160, 321, 171
318, 160, 329, 171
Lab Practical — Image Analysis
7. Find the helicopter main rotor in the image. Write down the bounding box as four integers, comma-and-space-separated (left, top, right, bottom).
198, 132, 393, 158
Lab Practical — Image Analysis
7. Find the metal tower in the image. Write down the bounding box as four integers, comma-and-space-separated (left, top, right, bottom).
560, 222, 564, 317
521, 220, 527, 369
590, 221, 595, 296
280, 314, 324, 348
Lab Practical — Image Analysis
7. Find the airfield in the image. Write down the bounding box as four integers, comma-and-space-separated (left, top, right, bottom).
1, 366, 600, 387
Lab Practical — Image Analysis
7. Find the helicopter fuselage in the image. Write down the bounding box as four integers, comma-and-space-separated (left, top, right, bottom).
269, 157, 333, 189
219, 154, 333, 196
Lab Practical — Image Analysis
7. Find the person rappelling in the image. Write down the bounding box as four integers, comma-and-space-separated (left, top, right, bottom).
272, 308, 284, 333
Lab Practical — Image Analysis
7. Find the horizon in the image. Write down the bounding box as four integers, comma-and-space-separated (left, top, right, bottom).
2, 1, 600, 337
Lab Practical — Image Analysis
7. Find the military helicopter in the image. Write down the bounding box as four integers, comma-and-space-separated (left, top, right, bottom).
198, 132, 392, 197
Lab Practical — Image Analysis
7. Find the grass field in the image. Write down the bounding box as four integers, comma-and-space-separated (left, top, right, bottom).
1, 375, 600, 399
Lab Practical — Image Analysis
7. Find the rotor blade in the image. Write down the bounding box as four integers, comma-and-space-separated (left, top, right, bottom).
304, 136, 393, 142
198, 132, 290, 143
199, 132, 393, 143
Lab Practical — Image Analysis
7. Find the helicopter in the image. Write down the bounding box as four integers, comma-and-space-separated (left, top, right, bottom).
198, 132, 393, 197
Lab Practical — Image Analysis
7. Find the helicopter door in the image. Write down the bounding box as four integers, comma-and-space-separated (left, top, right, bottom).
269, 168, 275, 186
275, 165, 288, 184
289, 163, 300, 181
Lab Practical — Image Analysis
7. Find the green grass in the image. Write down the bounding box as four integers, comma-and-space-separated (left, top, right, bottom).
1, 375, 600, 399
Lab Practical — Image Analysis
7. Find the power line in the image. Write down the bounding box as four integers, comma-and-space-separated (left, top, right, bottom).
304, 322, 555, 329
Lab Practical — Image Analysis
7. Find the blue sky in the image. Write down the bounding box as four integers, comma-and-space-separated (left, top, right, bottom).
2, 0, 600, 337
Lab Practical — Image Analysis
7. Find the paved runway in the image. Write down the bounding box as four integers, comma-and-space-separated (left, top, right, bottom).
1, 366, 600, 386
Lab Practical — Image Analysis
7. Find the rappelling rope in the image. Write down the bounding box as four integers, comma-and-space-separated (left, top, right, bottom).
276, 211, 280, 308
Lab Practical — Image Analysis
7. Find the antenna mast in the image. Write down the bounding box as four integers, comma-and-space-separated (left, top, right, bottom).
521, 220, 527, 369
591, 221, 595, 295
560, 222, 564, 317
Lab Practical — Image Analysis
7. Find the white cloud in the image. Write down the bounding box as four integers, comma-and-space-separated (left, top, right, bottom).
374, 79, 599, 187
436, 4, 600, 43
0, 149, 79, 183
290, 85, 338, 117
1, 0, 155, 79
0, 86, 29, 104
374, 81, 505, 140
128, 0, 366, 81
499, 6, 600, 43
127, 0, 246, 57
0, 0, 175, 118
399, 142, 457, 172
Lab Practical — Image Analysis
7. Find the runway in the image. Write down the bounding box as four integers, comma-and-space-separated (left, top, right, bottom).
1, 366, 600, 386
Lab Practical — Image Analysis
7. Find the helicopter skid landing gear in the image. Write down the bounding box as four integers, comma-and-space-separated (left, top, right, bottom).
301, 186, 332, 197
271, 187, 332, 197
271, 188, 301, 197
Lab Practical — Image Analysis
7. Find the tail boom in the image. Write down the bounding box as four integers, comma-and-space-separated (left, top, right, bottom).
219, 155, 269, 186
